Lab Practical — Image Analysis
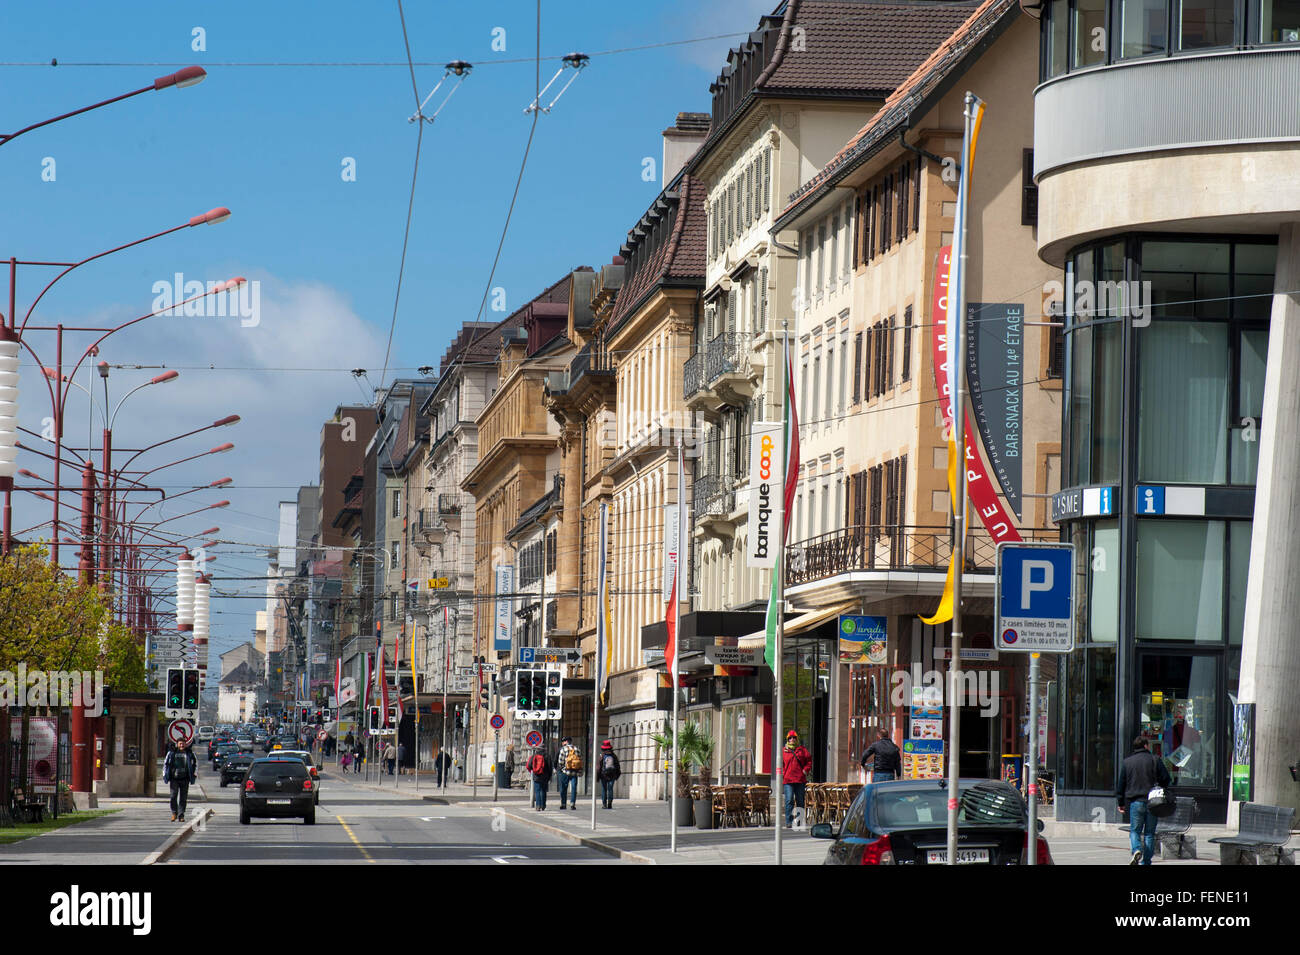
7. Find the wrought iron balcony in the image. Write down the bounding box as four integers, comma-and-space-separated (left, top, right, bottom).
418, 508, 442, 537
683, 351, 705, 399
704, 333, 746, 384
438, 493, 462, 517
692, 471, 735, 518
784, 525, 1061, 587
570, 342, 612, 389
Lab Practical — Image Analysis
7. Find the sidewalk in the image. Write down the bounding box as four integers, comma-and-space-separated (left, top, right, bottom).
0, 761, 208, 864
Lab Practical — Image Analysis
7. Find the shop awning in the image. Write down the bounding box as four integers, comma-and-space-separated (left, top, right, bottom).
736, 600, 859, 649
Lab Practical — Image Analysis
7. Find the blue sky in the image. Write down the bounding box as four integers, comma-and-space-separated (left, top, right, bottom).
1, 0, 773, 664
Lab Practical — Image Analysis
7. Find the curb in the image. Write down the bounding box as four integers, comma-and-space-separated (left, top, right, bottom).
496, 810, 657, 864
139, 807, 213, 865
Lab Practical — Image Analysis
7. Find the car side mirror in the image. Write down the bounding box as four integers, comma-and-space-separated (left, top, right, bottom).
810, 823, 835, 839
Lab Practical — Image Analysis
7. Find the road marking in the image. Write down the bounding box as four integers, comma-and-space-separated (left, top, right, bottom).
419, 816, 447, 821
485, 854, 528, 864
336, 815, 375, 863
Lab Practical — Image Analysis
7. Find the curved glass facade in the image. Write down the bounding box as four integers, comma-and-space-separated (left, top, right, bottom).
1055, 233, 1274, 822
1043, 0, 1300, 79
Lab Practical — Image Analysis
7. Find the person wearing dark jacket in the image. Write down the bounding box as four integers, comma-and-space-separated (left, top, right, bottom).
860, 730, 902, 781
163, 741, 198, 822
1117, 737, 1173, 865
596, 740, 621, 808
528, 746, 553, 810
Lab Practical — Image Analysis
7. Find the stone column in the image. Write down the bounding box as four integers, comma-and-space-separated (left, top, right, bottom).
1237, 222, 1300, 816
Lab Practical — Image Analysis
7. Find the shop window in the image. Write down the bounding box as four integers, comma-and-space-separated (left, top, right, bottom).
1178, 0, 1237, 49
1233, 243, 1277, 320
1090, 521, 1120, 643
1143, 241, 1230, 320
1138, 654, 1218, 787
1135, 520, 1225, 642
1258, 0, 1300, 40
1060, 653, 1087, 790
1117, 0, 1169, 57
1137, 321, 1229, 484
1085, 647, 1116, 791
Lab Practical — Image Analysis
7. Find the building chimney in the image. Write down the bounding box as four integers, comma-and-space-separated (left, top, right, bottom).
662, 111, 710, 185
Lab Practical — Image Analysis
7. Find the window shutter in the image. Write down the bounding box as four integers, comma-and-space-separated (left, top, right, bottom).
882, 175, 892, 252
852, 196, 862, 268
831, 213, 839, 285
886, 314, 895, 391
759, 267, 768, 332
1022, 149, 1038, 226
898, 164, 909, 243
897, 454, 908, 535
901, 306, 913, 382
852, 332, 863, 403
1048, 323, 1065, 379
870, 186, 879, 259
913, 158, 922, 232
763, 148, 771, 211
749, 275, 758, 332
727, 290, 736, 336
843, 201, 852, 277
742, 167, 750, 228
753, 156, 761, 222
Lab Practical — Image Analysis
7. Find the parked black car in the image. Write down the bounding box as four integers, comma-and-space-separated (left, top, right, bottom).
239, 758, 316, 825
811, 778, 1052, 865
220, 752, 258, 787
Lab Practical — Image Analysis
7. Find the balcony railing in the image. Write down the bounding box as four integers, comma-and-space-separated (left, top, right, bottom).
704, 333, 746, 384
785, 524, 1061, 587
692, 471, 735, 518
438, 493, 462, 516
570, 342, 612, 389
683, 351, 705, 399
417, 509, 441, 536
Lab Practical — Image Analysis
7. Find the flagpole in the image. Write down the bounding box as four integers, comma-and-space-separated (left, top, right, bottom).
441, 607, 449, 789
947, 91, 980, 864
413, 622, 420, 793
774, 322, 792, 865
671, 446, 686, 854
592, 501, 607, 831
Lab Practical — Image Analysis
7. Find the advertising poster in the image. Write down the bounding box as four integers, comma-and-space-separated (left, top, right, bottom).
28, 717, 59, 794
493, 564, 514, 653
1232, 702, 1254, 802
838, 614, 887, 664
746, 421, 783, 568
966, 301, 1023, 518
909, 705, 943, 741
902, 739, 944, 779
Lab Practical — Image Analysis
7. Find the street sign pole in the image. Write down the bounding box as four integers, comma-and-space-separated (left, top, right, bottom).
1027, 651, 1040, 865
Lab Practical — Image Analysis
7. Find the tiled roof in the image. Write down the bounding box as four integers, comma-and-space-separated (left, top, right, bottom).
609, 173, 707, 326
777, 0, 1016, 225
763, 0, 986, 94
390, 406, 411, 462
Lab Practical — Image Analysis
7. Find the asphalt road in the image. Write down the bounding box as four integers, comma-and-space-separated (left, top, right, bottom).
170, 757, 620, 865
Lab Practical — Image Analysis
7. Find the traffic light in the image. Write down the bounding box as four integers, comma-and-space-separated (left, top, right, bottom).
387, 704, 399, 727
479, 683, 490, 710
183, 669, 200, 710
321, 707, 332, 722
300, 706, 310, 724
546, 669, 562, 720
166, 668, 183, 711
367, 705, 380, 733
530, 670, 547, 721
515, 670, 531, 712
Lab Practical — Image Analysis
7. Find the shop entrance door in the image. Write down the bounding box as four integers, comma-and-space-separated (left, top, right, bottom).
958, 706, 997, 779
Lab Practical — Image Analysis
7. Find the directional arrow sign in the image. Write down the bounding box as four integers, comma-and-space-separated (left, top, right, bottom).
518, 648, 580, 665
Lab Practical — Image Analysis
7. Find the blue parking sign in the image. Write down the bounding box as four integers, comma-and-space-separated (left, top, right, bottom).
996, 543, 1075, 652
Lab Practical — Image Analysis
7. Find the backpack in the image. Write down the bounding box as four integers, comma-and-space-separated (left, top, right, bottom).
601, 753, 616, 776
530, 753, 548, 776
565, 749, 583, 773
172, 753, 189, 782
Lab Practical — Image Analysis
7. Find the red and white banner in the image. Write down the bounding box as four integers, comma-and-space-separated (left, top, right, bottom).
931, 246, 1022, 545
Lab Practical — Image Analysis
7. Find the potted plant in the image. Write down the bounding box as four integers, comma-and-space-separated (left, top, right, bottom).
651, 720, 698, 827
692, 731, 716, 829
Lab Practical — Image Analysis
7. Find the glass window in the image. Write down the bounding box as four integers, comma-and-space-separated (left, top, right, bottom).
1228, 521, 1251, 645
1144, 241, 1230, 320
1138, 654, 1218, 787
1090, 521, 1120, 643
1091, 321, 1123, 483
1067, 324, 1093, 487
1179, 0, 1237, 48
1060, 653, 1086, 790
1136, 521, 1225, 642
1259, 0, 1300, 41
1233, 243, 1277, 320
1046, 0, 1070, 77
1073, 0, 1109, 67
1231, 327, 1268, 483
1117, 0, 1169, 57
1086, 647, 1117, 790
1138, 321, 1229, 484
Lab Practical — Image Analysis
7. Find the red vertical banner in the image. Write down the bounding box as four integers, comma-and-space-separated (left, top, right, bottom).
930, 247, 1022, 545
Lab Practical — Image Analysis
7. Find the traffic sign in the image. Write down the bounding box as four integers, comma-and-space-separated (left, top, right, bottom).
996, 542, 1075, 652
168, 719, 195, 746
316, 729, 328, 743
525, 730, 542, 748
427, 577, 451, 589
519, 647, 580, 665
490, 714, 505, 730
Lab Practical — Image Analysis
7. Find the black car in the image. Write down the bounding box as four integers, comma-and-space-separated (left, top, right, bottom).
240, 757, 315, 824
266, 750, 321, 805
811, 778, 1052, 865
211, 743, 240, 770
220, 752, 258, 787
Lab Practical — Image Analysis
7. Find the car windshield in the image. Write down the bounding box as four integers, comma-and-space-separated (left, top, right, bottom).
873, 783, 1025, 828
251, 761, 307, 780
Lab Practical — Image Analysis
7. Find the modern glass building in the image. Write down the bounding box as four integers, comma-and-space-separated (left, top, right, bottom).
1034, 0, 1300, 821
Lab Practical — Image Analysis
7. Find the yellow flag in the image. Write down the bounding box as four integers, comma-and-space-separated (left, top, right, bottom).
920, 431, 961, 625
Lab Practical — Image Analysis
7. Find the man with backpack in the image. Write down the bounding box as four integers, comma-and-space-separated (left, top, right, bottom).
1118, 736, 1174, 865
596, 740, 621, 809
163, 739, 198, 823
529, 745, 553, 810
556, 737, 582, 810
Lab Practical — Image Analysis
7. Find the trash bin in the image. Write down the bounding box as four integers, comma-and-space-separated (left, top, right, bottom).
496, 762, 511, 789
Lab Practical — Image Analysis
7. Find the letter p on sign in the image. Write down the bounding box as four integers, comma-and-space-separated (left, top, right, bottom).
1021, 559, 1054, 610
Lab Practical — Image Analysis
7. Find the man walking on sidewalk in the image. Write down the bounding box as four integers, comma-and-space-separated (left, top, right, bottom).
556, 737, 582, 810
860, 729, 901, 782
1118, 736, 1173, 865
163, 740, 197, 823
596, 740, 621, 809
435, 748, 452, 787
529, 745, 553, 811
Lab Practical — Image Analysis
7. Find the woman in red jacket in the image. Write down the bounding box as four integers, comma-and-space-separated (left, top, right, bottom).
781, 730, 813, 828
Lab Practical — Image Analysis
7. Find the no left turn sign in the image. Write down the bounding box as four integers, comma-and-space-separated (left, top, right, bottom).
168, 719, 195, 746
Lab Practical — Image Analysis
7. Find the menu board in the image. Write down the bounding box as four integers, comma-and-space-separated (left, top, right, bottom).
909, 706, 943, 741
902, 739, 945, 779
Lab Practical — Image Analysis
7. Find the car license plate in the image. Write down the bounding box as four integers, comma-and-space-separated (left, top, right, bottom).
926, 848, 990, 864
267, 799, 291, 805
